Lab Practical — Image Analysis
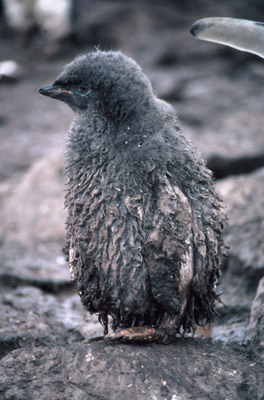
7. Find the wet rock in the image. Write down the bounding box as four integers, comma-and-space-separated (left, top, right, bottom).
0, 339, 262, 400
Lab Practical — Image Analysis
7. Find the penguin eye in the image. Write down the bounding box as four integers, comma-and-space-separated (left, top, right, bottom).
74, 84, 91, 96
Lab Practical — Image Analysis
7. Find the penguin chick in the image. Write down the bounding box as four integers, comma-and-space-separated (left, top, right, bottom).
39, 50, 226, 343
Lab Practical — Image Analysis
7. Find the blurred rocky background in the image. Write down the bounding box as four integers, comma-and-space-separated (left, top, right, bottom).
0, 0, 263, 399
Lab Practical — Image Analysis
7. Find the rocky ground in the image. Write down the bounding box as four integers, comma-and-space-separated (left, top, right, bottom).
0, 1, 264, 399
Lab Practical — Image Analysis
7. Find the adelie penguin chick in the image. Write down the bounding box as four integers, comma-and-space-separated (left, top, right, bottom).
39, 50, 226, 343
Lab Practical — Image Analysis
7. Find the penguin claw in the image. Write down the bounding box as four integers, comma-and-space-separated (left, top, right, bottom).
105, 326, 169, 343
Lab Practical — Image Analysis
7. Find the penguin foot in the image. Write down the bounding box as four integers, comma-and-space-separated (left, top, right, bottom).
82, 334, 105, 344
105, 326, 169, 343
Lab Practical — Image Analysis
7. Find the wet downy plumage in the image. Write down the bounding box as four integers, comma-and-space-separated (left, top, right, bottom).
39, 50, 226, 342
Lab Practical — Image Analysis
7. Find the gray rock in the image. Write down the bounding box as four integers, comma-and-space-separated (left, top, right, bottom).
0, 340, 262, 400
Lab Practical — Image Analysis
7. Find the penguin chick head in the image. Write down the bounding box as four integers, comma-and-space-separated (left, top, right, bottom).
38, 50, 155, 121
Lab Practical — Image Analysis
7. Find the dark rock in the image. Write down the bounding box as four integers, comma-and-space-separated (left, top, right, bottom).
207, 153, 264, 179
0, 340, 262, 400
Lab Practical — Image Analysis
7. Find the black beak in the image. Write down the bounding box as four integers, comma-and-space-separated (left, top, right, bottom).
38, 84, 72, 99
189, 19, 208, 38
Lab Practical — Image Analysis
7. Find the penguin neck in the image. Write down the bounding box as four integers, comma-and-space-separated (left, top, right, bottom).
99, 89, 158, 126
66, 96, 168, 173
